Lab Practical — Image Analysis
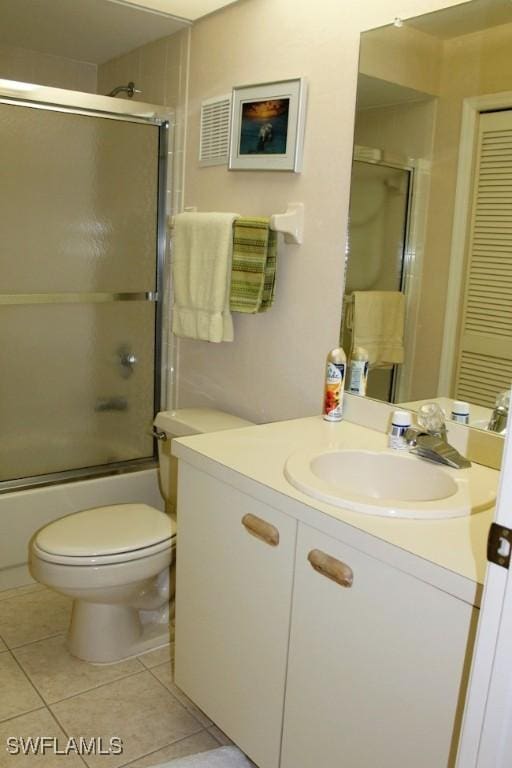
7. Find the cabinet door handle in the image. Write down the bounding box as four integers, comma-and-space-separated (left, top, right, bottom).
308, 549, 353, 588
242, 513, 280, 547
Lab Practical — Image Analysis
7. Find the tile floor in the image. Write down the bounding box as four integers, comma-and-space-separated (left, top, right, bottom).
0, 585, 234, 768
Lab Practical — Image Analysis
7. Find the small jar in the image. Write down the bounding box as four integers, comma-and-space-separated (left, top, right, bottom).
451, 401, 470, 425
348, 346, 369, 396
388, 410, 412, 450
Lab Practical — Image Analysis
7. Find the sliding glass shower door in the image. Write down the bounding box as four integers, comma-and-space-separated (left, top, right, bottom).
0, 99, 167, 488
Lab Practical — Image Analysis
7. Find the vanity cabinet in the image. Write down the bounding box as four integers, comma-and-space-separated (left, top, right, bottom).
175, 463, 476, 768
174, 462, 297, 768
280, 525, 475, 768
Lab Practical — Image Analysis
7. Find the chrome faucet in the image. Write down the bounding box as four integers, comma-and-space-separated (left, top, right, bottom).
487, 391, 509, 435
405, 403, 471, 469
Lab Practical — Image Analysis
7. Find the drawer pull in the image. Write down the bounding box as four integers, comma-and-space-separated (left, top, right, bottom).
242, 513, 280, 547
308, 549, 353, 588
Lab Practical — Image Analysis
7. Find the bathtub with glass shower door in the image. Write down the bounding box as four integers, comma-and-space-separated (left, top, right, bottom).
0, 83, 171, 589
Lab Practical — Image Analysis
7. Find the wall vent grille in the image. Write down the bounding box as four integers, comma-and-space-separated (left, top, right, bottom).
199, 94, 231, 167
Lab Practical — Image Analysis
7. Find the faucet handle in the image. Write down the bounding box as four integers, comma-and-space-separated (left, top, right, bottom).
495, 390, 510, 410
417, 402, 447, 439
488, 390, 510, 434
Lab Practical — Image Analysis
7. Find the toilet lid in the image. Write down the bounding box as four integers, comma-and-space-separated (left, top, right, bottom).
35, 504, 175, 558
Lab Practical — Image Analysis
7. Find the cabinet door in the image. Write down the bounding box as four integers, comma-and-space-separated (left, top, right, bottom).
281, 524, 477, 768
174, 463, 297, 768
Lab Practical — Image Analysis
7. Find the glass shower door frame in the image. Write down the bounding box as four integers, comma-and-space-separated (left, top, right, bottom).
0, 82, 172, 492
348, 145, 422, 403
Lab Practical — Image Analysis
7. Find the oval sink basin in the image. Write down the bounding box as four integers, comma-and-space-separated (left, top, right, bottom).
284, 448, 496, 519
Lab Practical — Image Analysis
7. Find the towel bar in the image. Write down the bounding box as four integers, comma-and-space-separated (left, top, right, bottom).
168, 202, 304, 245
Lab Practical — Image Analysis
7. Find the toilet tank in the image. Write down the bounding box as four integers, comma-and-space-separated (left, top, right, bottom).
153, 409, 254, 514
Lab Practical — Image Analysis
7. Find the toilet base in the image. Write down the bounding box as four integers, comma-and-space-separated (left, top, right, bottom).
68, 599, 171, 664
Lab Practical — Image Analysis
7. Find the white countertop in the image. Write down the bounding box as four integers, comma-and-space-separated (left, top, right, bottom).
172, 416, 499, 605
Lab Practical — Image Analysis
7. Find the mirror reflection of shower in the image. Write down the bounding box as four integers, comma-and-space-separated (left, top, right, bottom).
107, 81, 141, 98
343, 158, 411, 402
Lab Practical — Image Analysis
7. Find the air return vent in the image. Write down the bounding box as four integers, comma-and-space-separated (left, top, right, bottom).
199, 94, 231, 167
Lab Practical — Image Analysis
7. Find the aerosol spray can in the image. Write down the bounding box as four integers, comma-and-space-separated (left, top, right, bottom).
323, 347, 346, 422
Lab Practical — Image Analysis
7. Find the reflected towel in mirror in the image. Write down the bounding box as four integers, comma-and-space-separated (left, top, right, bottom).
344, 290, 405, 365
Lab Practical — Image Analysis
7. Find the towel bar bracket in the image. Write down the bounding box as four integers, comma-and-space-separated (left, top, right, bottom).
270, 202, 304, 245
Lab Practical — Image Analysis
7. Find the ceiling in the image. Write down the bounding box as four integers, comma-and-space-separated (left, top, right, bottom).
356, 74, 433, 110
407, 0, 512, 39
116, 0, 240, 20
0, 0, 239, 65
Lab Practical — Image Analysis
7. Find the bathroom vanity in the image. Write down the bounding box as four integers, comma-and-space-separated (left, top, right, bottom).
172, 417, 498, 768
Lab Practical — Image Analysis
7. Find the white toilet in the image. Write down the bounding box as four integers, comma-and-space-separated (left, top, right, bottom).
30, 409, 253, 664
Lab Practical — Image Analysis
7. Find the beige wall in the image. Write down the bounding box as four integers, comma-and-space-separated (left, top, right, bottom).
0, 43, 97, 93
174, 0, 466, 423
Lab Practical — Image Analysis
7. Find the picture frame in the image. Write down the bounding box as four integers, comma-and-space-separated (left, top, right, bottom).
228, 78, 307, 172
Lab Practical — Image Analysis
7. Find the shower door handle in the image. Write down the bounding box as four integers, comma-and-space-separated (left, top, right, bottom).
118, 346, 137, 377
122, 353, 137, 367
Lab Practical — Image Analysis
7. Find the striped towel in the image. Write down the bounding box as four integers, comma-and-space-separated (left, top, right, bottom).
229, 217, 277, 313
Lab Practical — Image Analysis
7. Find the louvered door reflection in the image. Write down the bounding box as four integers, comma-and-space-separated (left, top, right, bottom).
455, 110, 512, 407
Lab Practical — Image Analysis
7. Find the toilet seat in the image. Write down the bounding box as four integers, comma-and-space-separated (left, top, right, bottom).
32, 536, 175, 567
33, 503, 176, 566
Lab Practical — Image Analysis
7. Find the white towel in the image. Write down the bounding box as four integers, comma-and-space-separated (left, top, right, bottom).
172, 212, 239, 342
153, 746, 253, 767
345, 291, 405, 365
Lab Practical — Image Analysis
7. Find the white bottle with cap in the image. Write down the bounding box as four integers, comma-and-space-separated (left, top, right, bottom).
451, 400, 470, 425
388, 409, 412, 450
348, 346, 369, 396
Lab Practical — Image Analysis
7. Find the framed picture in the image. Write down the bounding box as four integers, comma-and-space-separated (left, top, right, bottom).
228, 78, 307, 172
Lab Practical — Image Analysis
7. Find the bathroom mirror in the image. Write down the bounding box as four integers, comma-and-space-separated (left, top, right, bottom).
342, 0, 512, 433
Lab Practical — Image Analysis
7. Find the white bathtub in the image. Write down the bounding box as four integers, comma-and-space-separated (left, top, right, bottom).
0, 469, 164, 590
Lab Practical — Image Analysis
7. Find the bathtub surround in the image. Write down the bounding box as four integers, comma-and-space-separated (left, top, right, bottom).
0, 42, 97, 92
